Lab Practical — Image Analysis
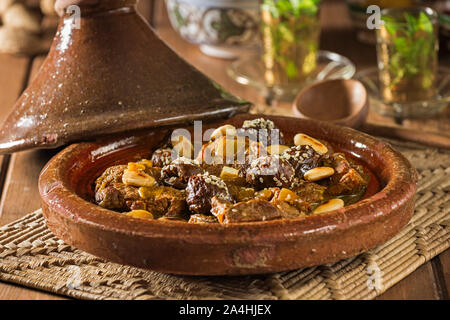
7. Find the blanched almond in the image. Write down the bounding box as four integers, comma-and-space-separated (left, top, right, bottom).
313, 199, 344, 214
126, 210, 154, 220
196, 141, 212, 163
294, 133, 328, 154
266, 144, 289, 155
210, 125, 237, 141
122, 169, 156, 187
304, 167, 335, 181
215, 136, 248, 163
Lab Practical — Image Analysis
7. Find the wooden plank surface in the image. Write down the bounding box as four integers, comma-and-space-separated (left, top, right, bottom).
0, 53, 34, 222
434, 250, 450, 299
0, 0, 447, 300
376, 262, 441, 300
0, 55, 65, 300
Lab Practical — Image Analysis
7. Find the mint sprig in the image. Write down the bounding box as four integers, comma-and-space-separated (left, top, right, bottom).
261, 0, 321, 81
381, 11, 436, 89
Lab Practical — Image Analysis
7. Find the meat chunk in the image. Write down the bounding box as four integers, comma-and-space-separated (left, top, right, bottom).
271, 201, 304, 219
327, 153, 351, 175
186, 173, 233, 214
227, 185, 255, 202
188, 214, 219, 224
211, 197, 282, 223
139, 186, 187, 219
280, 145, 322, 178
161, 157, 204, 188
240, 118, 284, 146
96, 161, 163, 190
95, 164, 127, 192
202, 163, 224, 177
245, 155, 295, 189
327, 168, 367, 196
151, 148, 172, 168
95, 182, 186, 219
291, 181, 327, 205
95, 184, 126, 210
270, 188, 311, 217
95, 182, 140, 211
325, 153, 368, 196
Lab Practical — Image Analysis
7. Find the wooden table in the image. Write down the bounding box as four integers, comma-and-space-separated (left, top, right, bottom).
0, 0, 448, 300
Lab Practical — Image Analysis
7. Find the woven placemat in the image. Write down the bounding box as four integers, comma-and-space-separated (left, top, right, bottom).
0, 139, 449, 300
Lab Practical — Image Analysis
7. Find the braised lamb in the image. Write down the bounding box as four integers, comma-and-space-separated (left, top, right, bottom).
94, 118, 370, 224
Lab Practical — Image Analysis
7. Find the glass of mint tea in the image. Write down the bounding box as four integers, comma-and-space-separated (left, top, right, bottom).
376, 7, 439, 106
260, 0, 321, 99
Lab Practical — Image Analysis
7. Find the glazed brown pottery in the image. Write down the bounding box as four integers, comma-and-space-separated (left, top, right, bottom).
0, 0, 250, 155
292, 79, 369, 129
39, 114, 418, 275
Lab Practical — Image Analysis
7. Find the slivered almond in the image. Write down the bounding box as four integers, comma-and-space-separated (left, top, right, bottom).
210, 125, 237, 141
122, 169, 156, 187
313, 199, 344, 214
304, 167, 335, 181
266, 144, 289, 155
294, 133, 328, 154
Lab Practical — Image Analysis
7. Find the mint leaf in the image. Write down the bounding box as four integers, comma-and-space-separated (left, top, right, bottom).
418, 11, 433, 33
285, 60, 299, 79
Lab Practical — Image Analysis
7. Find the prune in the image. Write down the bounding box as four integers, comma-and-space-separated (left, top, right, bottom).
245, 155, 295, 189
186, 173, 233, 214
280, 145, 322, 178
161, 157, 204, 188
151, 148, 172, 168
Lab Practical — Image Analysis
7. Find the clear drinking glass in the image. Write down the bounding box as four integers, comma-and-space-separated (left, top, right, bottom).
260, 0, 322, 89
376, 7, 439, 105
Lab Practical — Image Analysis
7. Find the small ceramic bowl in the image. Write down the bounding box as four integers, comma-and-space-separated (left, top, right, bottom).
39, 114, 417, 275
292, 79, 369, 129
165, 0, 260, 59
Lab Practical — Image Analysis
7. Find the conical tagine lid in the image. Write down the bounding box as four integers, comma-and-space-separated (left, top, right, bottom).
0, 0, 251, 154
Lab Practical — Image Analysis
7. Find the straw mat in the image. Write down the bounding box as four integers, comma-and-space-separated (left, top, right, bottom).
0, 139, 449, 300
